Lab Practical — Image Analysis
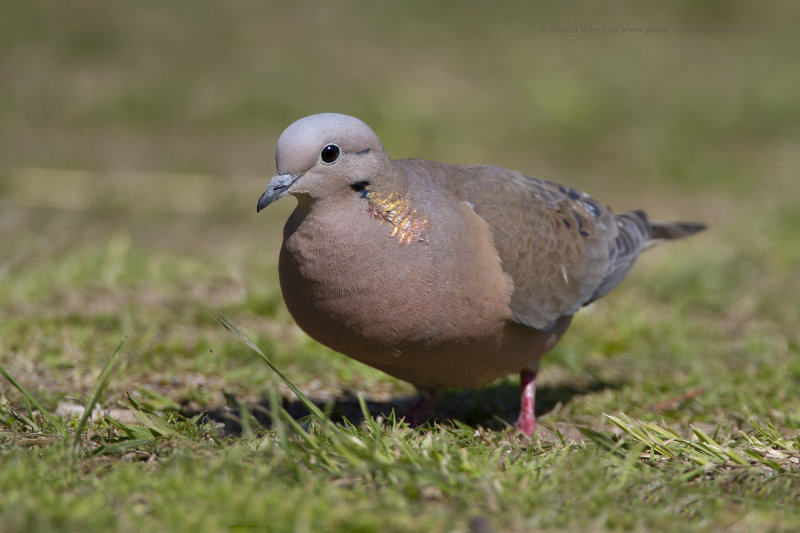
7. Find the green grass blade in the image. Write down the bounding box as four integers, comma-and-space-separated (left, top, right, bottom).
266, 377, 289, 452
72, 339, 125, 454
576, 425, 627, 457
217, 314, 326, 421
132, 411, 179, 437
105, 416, 158, 441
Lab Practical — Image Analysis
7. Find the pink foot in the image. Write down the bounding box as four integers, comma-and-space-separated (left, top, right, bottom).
403, 387, 441, 427
515, 369, 538, 438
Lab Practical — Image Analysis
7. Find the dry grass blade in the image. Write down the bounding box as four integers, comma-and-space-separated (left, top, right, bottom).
605, 414, 682, 460
603, 414, 796, 472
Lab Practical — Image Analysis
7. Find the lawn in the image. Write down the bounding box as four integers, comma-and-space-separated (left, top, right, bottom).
1, 2, 799, 532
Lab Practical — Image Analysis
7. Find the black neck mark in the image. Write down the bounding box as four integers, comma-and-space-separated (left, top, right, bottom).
350, 180, 371, 198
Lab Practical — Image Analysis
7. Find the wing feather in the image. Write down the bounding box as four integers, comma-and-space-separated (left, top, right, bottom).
400, 161, 625, 329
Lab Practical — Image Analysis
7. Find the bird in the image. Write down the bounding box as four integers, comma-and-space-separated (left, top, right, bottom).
256, 113, 704, 438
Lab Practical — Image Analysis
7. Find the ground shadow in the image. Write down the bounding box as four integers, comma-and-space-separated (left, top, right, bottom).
197, 376, 621, 436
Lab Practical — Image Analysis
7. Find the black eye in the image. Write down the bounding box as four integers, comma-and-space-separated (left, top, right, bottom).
320, 144, 341, 164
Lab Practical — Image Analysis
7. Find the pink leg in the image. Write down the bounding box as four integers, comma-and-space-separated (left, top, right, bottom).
515, 369, 538, 438
403, 387, 441, 427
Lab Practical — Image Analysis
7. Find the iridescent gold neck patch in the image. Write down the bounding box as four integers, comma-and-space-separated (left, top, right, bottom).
362, 189, 428, 244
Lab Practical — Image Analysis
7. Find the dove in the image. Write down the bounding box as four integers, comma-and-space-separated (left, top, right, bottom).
256, 113, 704, 437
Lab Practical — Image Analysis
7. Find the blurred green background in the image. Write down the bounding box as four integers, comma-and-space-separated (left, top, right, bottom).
1, 0, 798, 410
2, 1, 796, 180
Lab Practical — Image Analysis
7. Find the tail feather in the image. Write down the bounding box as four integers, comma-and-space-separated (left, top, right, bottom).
649, 220, 707, 241
585, 211, 705, 306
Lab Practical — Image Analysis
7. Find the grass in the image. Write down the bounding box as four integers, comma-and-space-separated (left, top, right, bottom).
2, 1, 800, 532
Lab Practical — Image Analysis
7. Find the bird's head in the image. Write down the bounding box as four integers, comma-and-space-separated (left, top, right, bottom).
257, 113, 391, 212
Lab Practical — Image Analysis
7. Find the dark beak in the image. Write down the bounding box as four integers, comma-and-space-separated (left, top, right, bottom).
257, 173, 297, 212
